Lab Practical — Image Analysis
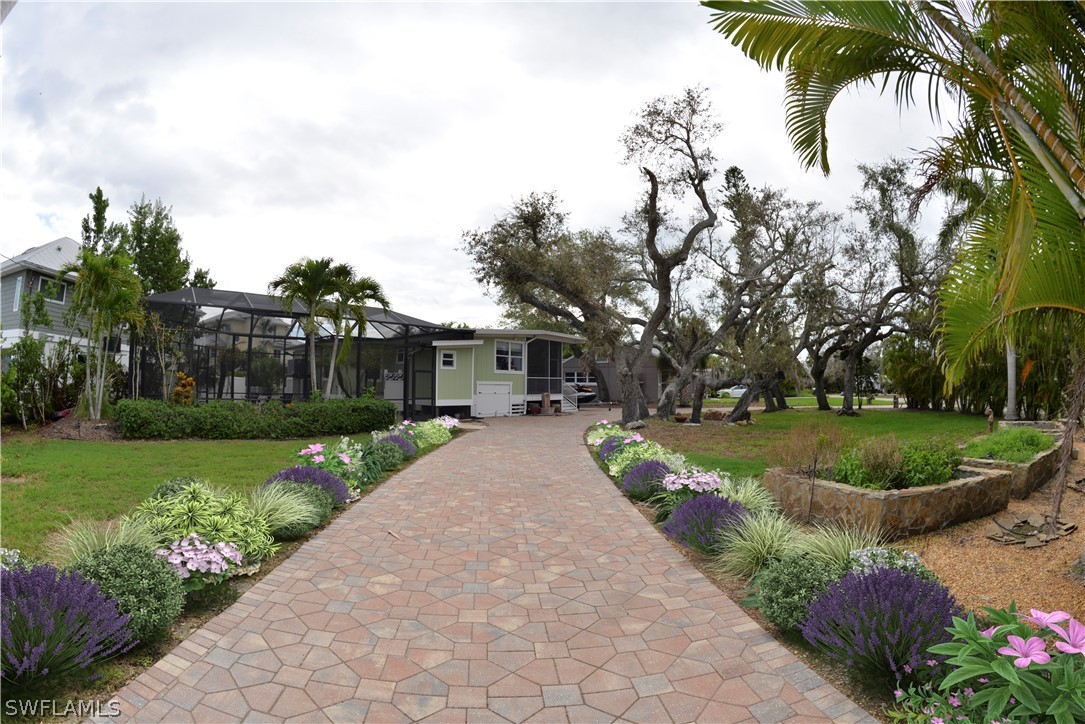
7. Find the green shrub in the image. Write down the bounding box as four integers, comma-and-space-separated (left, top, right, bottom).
758, 554, 846, 631
74, 544, 185, 644
792, 523, 885, 569
248, 484, 324, 540
279, 482, 335, 523
858, 435, 905, 489
963, 427, 1055, 463
834, 436, 962, 489
900, 437, 962, 487
412, 419, 452, 449
714, 511, 801, 580
50, 517, 157, 564
366, 440, 405, 470
134, 482, 278, 561
149, 476, 209, 500
717, 476, 778, 515
116, 398, 396, 440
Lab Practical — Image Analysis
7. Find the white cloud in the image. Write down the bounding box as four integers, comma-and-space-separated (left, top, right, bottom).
1, 1, 953, 327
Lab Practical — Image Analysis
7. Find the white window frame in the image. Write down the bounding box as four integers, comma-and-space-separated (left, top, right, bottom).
12, 276, 22, 312
37, 276, 67, 304
440, 350, 457, 370
494, 340, 524, 374
395, 348, 405, 365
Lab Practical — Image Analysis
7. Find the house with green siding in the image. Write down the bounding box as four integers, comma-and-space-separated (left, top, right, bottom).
433, 329, 585, 418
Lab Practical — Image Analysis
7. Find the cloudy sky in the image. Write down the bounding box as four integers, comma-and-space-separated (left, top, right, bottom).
1, 1, 952, 326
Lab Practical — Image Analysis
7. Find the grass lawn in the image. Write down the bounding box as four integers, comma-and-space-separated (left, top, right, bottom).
1, 433, 342, 560
703, 394, 894, 407
640, 408, 988, 478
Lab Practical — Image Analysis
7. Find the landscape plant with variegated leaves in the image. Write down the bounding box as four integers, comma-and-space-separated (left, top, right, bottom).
890, 605, 1085, 724
586, 420, 625, 446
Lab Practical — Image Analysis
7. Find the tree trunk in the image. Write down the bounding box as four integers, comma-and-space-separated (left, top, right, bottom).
308, 330, 318, 398
838, 354, 859, 416
725, 379, 767, 423
1005, 341, 1018, 420
616, 349, 649, 423
771, 377, 788, 411
810, 357, 832, 410
325, 332, 341, 398
656, 363, 695, 420
1047, 353, 1085, 532
588, 359, 611, 402
690, 374, 706, 424
763, 385, 779, 412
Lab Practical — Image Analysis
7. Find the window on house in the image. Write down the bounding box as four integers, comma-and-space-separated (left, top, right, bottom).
396, 348, 405, 365
440, 350, 457, 370
564, 371, 597, 384
495, 340, 523, 372
37, 277, 66, 303
12, 276, 22, 312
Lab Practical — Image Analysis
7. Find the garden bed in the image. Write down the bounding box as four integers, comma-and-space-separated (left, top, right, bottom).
961, 427, 1063, 499
762, 465, 1013, 539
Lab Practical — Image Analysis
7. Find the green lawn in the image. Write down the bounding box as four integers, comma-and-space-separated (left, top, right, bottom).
641, 408, 988, 479
704, 394, 894, 407
1, 434, 341, 560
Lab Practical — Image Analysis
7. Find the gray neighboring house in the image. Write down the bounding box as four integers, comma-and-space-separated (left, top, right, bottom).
562, 353, 663, 404
0, 237, 88, 364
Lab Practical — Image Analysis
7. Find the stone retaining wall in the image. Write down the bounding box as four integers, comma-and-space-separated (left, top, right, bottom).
762, 466, 1013, 539
962, 440, 1061, 499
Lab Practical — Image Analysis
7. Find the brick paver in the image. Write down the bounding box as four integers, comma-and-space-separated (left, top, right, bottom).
103, 413, 874, 723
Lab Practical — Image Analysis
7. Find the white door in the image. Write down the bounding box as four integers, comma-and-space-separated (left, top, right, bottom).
476, 382, 511, 417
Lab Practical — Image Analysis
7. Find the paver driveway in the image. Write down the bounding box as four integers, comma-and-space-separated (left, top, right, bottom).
104, 412, 873, 723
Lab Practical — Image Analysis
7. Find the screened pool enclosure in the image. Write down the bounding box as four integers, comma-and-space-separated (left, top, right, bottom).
135, 288, 470, 418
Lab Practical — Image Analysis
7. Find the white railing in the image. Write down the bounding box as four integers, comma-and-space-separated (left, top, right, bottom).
561, 383, 579, 413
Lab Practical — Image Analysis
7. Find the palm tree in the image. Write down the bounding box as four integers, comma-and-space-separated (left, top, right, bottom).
322, 270, 390, 397
62, 249, 145, 419
703, 0, 1085, 528
268, 258, 340, 396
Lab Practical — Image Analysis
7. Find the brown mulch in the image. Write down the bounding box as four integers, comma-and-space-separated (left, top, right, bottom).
36, 412, 123, 441
901, 434, 1085, 620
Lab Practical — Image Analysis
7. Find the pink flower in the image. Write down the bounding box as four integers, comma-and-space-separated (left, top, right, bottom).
1052, 618, 1085, 655
963, 688, 974, 697
997, 635, 1051, 668
893, 689, 903, 700
338, 453, 351, 464
948, 694, 961, 707
309, 443, 325, 453
926, 659, 938, 667
313, 454, 325, 463
1022, 609, 1071, 629
978, 677, 988, 683
932, 717, 944, 724
980, 626, 999, 638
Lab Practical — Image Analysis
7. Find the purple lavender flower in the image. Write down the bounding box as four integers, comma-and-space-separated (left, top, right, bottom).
662, 495, 747, 555
1, 564, 135, 687
263, 465, 350, 505
800, 567, 961, 684
622, 460, 671, 501
380, 434, 417, 460
598, 436, 626, 462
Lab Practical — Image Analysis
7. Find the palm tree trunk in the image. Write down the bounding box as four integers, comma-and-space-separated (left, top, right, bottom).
308, 330, 318, 398
1005, 341, 1018, 421
325, 331, 341, 398
1048, 354, 1085, 532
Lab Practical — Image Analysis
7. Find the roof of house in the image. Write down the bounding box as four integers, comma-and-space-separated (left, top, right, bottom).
146, 287, 464, 339
472, 328, 586, 345
0, 237, 81, 278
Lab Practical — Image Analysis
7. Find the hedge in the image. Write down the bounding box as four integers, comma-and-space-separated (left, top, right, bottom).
115, 398, 397, 440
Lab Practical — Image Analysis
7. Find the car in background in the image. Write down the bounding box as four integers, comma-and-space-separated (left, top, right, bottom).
718, 385, 748, 398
